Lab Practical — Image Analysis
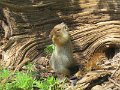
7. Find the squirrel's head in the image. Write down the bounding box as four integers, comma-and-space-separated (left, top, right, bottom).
50, 23, 70, 46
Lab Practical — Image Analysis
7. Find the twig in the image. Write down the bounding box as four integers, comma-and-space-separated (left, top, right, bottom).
109, 78, 120, 88
111, 65, 120, 78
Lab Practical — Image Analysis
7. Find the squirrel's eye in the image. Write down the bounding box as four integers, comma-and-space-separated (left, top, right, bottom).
55, 29, 59, 33
56, 29, 60, 31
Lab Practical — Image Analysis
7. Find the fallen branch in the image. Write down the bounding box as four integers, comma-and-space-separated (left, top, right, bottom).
66, 70, 111, 90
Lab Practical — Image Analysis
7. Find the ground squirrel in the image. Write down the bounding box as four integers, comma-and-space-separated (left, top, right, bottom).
49, 23, 79, 76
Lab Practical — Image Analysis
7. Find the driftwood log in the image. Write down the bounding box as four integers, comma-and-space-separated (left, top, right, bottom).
0, 0, 120, 71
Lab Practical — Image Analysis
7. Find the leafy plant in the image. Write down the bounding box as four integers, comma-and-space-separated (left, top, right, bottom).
34, 76, 60, 90
0, 68, 11, 79
44, 44, 55, 54
13, 72, 34, 90
0, 64, 62, 90
26, 63, 34, 74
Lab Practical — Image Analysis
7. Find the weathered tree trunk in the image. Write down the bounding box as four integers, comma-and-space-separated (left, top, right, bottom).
0, 0, 120, 70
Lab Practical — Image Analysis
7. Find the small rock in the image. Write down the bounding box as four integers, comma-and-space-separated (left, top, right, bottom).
91, 85, 104, 90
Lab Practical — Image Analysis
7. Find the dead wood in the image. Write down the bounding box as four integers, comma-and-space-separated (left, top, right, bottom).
108, 78, 120, 88
0, 1, 120, 90
111, 65, 120, 78
66, 70, 111, 90
0, 0, 120, 76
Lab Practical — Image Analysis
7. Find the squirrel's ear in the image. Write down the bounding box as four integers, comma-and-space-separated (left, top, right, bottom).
61, 22, 65, 25
61, 22, 68, 27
